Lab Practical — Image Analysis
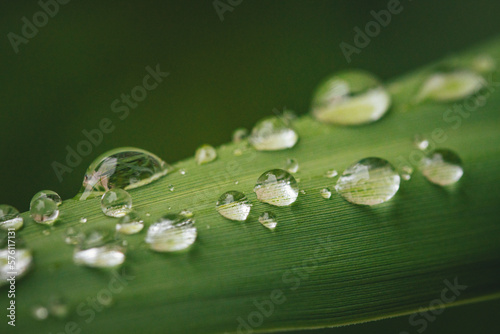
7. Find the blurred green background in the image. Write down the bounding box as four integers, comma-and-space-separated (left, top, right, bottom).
1, 1, 499, 333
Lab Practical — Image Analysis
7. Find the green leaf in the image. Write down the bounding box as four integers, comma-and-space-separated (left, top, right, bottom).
2, 36, 500, 334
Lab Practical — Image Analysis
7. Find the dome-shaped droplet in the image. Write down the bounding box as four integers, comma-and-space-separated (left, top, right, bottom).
259, 211, 277, 230
324, 169, 338, 178
249, 116, 298, 151
320, 188, 332, 199
335, 158, 400, 205
419, 149, 463, 186
215, 191, 252, 221
116, 212, 144, 235
284, 158, 299, 173
0, 205, 23, 231
73, 230, 125, 268
195, 144, 217, 165
145, 214, 197, 252
416, 70, 485, 102
311, 70, 391, 125
232, 128, 249, 143
78, 147, 171, 200
1, 247, 32, 283
101, 189, 132, 218
254, 169, 299, 206
30, 190, 62, 208
30, 197, 59, 225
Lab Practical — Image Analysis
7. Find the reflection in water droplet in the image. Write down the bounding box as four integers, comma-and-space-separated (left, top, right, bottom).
324, 169, 338, 178
320, 188, 332, 199
420, 149, 463, 186
116, 212, 144, 235
73, 231, 126, 268
195, 144, 217, 165
30, 197, 59, 225
232, 128, 249, 143
254, 169, 299, 206
335, 157, 400, 205
215, 191, 252, 221
30, 190, 62, 207
0, 205, 23, 231
285, 158, 299, 173
101, 189, 132, 218
416, 70, 485, 102
259, 212, 277, 230
249, 117, 298, 151
311, 70, 391, 125
78, 147, 171, 200
145, 214, 197, 252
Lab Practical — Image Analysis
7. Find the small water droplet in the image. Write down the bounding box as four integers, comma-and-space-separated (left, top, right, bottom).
320, 188, 332, 199
400, 165, 414, 181
324, 169, 338, 178
64, 227, 85, 245
145, 212, 151, 217
284, 158, 299, 173
311, 70, 391, 125
195, 144, 217, 165
179, 209, 194, 218
300, 190, 307, 195
145, 214, 197, 252
32, 305, 49, 321
233, 148, 243, 156
234, 180, 239, 185
232, 128, 249, 143
78, 148, 171, 200
259, 211, 277, 230
471, 54, 496, 73
168, 184, 175, 192
0, 205, 23, 231
335, 158, 400, 205
179, 169, 187, 176
414, 134, 430, 151
79, 217, 87, 224
416, 69, 485, 102
419, 149, 463, 186
249, 116, 298, 151
73, 231, 126, 268
101, 189, 132, 218
0, 247, 32, 282
30, 197, 60, 225
116, 212, 144, 235
216, 191, 252, 221
254, 169, 299, 206
48, 296, 69, 319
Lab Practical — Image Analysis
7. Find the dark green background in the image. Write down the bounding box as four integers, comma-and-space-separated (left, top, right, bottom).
1, 1, 499, 333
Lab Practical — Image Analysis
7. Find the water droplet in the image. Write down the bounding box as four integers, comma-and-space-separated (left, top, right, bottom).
47, 296, 69, 319
179, 209, 194, 218
179, 169, 187, 175
335, 158, 400, 205
400, 165, 414, 181
284, 158, 299, 173
254, 169, 299, 206
64, 227, 84, 245
30, 197, 59, 225
168, 184, 175, 192
416, 70, 485, 102
249, 116, 298, 151
145, 212, 151, 217
419, 149, 463, 186
32, 305, 49, 320
0, 205, 23, 231
233, 148, 243, 156
78, 148, 171, 200
232, 128, 249, 143
215, 191, 252, 221
259, 212, 277, 230
0, 247, 32, 283
145, 214, 197, 252
195, 144, 217, 165
79, 217, 87, 223
101, 189, 132, 218
234, 180, 239, 185
311, 70, 391, 125
300, 190, 307, 195
30, 190, 62, 208
320, 188, 332, 199
73, 231, 126, 268
471, 55, 496, 73
414, 134, 430, 151
324, 169, 338, 178
116, 212, 144, 235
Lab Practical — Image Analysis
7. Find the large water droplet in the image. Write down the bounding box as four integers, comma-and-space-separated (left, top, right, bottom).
145, 214, 197, 252
254, 169, 299, 206
311, 70, 391, 125
101, 189, 132, 218
335, 158, 400, 205
1, 247, 32, 283
78, 147, 171, 200
30, 190, 62, 207
259, 211, 277, 230
116, 212, 144, 235
195, 144, 217, 165
0, 205, 23, 231
73, 231, 125, 268
215, 191, 252, 221
416, 70, 485, 102
249, 116, 298, 151
419, 149, 463, 186
30, 197, 59, 225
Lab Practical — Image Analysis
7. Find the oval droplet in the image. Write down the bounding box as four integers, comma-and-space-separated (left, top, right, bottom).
254, 169, 299, 206
248, 116, 298, 151
320, 188, 332, 199
101, 189, 132, 218
324, 169, 338, 178
215, 191, 252, 221
0, 205, 23, 231
145, 214, 197, 252
30, 197, 59, 225
0, 247, 32, 284
419, 149, 463, 186
259, 211, 277, 230
73, 231, 126, 268
116, 212, 144, 235
311, 70, 391, 125
78, 147, 171, 200
335, 158, 400, 205
195, 144, 217, 165
416, 70, 485, 102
